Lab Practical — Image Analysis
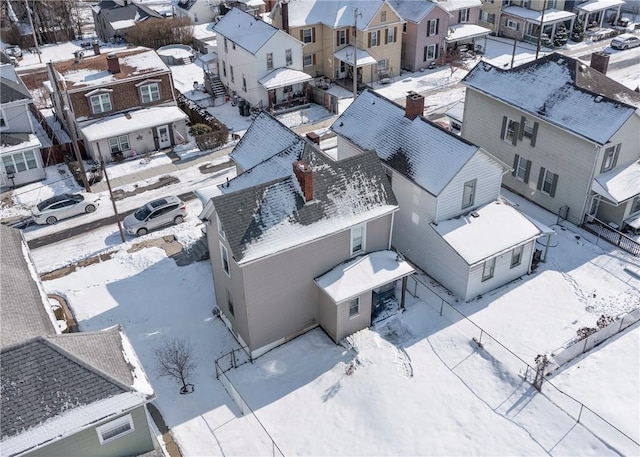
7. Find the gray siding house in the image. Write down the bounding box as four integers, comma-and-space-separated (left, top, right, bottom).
200, 112, 414, 358
462, 53, 640, 231
331, 89, 544, 302
0, 225, 158, 457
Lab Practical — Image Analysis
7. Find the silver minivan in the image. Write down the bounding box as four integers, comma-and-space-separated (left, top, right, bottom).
123, 196, 187, 236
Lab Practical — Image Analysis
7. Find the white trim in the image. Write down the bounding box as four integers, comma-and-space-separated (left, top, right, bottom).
134, 78, 162, 87
96, 413, 135, 445
350, 223, 366, 256
84, 88, 114, 97
220, 242, 231, 277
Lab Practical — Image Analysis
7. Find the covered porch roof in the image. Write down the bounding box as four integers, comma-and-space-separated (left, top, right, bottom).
502, 6, 576, 24
445, 24, 491, 43
333, 45, 377, 67
575, 0, 624, 13
0, 133, 41, 154
592, 161, 640, 205
80, 106, 188, 143
314, 250, 415, 304
258, 68, 312, 90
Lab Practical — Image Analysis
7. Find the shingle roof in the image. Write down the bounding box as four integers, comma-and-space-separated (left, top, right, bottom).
215, 145, 397, 264
214, 8, 279, 55
331, 89, 482, 196
392, 0, 438, 23
271, 0, 394, 30
0, 225, 56, 349
462, 52, 640, 146
97, 0, 162, 22
0, 76, 32, 104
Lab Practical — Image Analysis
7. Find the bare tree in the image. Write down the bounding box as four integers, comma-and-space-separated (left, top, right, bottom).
125, 17, 194, 49
155, 337, 197, 394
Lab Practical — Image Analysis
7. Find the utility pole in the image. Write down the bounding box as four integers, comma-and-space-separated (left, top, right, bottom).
24, 0, 42, 63
353, 8, 359, 99
100, 156, 126, 243
536, 0, 548, 60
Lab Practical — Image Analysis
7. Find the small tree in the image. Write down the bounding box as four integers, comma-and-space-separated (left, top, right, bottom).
553, 24, 569, 47
189, 123, 212, 136
571, 20, 585, 42
155, 337, 197, 394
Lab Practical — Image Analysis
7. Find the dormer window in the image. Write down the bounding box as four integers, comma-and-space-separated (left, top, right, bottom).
140, 83, 160, 103
89, 92, 112, 114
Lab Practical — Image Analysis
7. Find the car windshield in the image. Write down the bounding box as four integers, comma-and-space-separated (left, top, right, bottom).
36, 194, 80, 211
134, 205, 152, 221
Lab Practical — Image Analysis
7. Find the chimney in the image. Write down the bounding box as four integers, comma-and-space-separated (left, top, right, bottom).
106, 53, 121, 74
293, 160, 313, 202
405, 91, 425, 120
590, 51, 610, 75
92, 40, 100, 56
281, 0, 289, 34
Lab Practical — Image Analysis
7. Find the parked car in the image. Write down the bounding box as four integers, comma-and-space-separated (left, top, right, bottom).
4, 45, 22, 58
123, 196, 186, 236
31, 193, 101, 225
610, 34, 640, 50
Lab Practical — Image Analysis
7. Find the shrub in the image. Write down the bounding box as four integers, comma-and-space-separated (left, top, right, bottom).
189, 123, 212, 136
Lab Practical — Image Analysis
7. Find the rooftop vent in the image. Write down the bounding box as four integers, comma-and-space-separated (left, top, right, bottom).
470, 211, 480, 218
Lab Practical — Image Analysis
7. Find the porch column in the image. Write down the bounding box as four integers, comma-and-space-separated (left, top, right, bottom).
401, 276, 408, 310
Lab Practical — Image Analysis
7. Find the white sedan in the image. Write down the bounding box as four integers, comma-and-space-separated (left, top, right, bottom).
31, 192, 101, 225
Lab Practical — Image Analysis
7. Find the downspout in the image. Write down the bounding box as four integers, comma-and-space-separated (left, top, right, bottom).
388, 210, 395, 250
580, 142, 602, 225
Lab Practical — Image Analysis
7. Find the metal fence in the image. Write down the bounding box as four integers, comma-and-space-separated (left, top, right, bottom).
583, 217, 640, 256
406, 274, 639, 454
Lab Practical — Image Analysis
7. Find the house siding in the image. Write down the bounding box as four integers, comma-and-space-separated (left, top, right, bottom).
1, 103, 32, 132
25, 405, 154, 457
334, 291, 372, 342
422, 224, 470, 300
403, 8, 449, 71
462, 88, 596, 225
317, 291, 338, 341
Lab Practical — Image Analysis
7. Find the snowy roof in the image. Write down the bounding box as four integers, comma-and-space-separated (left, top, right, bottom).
592, 161, 640, 205
445, 101, 464, 123
575, 0, 625, 13
272, 0, 395, 30
1, 75, 31, 103
214, 8, 279, 55
331, 89, 484, 196
389, 0, 438, 23
333, 45, 378, 66
445, 24, 491, 42
96, 0, 162, 23
315, 250, 415, 303
213, 146, 398, 264
462, 53, 640, 146
437, 0, 481, 13
258, 67, 312, 89
80, 106, 187, 142
54, 47, 169, 89
230, 111, 302, 170
193, 22, 218, 40
0, 133, 41, 154
432, 201, 543, 265
502, 6, 576, 23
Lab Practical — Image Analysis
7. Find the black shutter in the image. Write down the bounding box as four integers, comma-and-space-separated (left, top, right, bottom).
530, 122, 539, 147
519, 116, 526, 140
613, 144, 620, 168
524, 160, 531, 183
511, 122, 519, 146
427, 21, 431, 37
312, 27, 316, 42
436, 18, 439, 35
537, 167, 546, 190
501, 116, 507, 139
377, 30, 380, 46
512, 154, 520, 177
300, 30, 303, 41
394, 26, 397, 42
336, 30, 340, 43
458, 10, 462, 23
385, 28, 388, 44
368, 32, 372, 47
549, 173, 558, 197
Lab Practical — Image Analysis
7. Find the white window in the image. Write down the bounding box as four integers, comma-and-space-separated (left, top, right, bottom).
537, 167, 558, 197
381, 10, 387, 21
541, 170, 556, 194
2, 150, 38, 173
140, 83, 160, 103
302, 28, 313, 43
337, 29, 347, 45
370, 30, 380, 47
514, 155, 531, 183
108, 135, 130, 154
350, 224, 365, 255
285, 48, 292, 65
601, 144, 620, 172
222, 61, 227, 77
96, 414, 134, 445
387, 27, 395, 43
220, 242, 230, 276
424, 43, 438, 61
506, 19, 519, 30
502, 117, 518, 143
427, 19, 438, 37
303, 54, 313, 67
458, 8, 470, 23
266, 52, 273, 70
523, 120, 535, 139
90, 93, 112, 114
482, 257, 496, 281
511, 245, 524, 268
522, 0, 530, 8
462, 179, 476, 209
377, 59, 387, 73
216, 213, 225, 239
348, 297, 360, 318
481, 11, 496, 24
224, 38, 228, 53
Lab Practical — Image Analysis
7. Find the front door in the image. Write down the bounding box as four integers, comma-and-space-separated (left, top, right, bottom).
156, 125, 171, 149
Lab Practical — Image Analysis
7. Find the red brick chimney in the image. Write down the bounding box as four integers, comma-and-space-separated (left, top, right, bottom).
590, 51, 610, 75
106, 53, 121, 74
281, 0, 289, 34
405, 91, 424, 120
93, 41, 101, 56
293, 160, 313, 202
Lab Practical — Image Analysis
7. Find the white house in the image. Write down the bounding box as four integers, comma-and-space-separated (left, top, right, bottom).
0, 53, 46, 189
214, 7, 310, 110
172, 0, 216, 24
331, 89, 546, 302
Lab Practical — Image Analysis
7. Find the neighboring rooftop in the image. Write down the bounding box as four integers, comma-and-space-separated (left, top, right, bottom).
214, 8, 280, 54
92, 0, 163, 25
462, 53, 640, 146
0, 75, 32, 104
392, 0, 438, 23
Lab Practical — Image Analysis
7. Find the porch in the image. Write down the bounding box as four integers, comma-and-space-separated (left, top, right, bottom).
258, 68, 312, 113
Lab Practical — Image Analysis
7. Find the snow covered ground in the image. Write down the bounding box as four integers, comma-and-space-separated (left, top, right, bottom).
3, 29, 639, 456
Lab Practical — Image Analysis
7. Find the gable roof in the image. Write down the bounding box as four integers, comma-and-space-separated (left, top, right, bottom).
462, 53, 640, 146
230, 110, 303, 170
215, 146, 397, 264
392, 0, 439, 23
214, 8, 280, 54
437, 0, 482, 13
331, 89, 484, 196
272, 0, 400, 30
1, 75, 32, 104
95, 0, 162, 22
